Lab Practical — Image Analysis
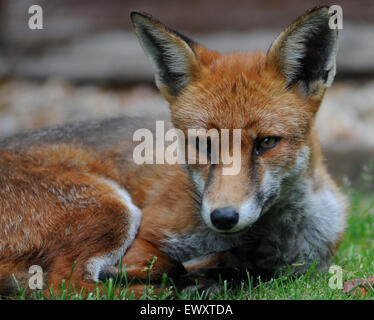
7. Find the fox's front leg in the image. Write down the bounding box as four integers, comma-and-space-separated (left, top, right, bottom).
119, 237, 186, 280
108, 237, 186, 296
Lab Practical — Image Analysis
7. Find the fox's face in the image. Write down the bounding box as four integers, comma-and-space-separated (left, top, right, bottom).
132, 7, 338, 234
171, 67, 315, 235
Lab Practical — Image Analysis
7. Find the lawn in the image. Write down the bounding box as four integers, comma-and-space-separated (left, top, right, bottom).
8, 165, 374, 300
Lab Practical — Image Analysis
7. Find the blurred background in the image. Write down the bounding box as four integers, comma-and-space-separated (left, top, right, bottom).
0, 0, 373, 189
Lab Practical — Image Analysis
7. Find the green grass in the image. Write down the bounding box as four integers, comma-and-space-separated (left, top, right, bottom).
7, 164, 374, 300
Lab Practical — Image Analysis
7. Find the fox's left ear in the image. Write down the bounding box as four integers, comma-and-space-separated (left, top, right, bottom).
267, 6, 338, 98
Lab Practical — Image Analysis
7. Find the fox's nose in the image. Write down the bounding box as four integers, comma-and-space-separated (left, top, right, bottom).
210, 207, 239, 231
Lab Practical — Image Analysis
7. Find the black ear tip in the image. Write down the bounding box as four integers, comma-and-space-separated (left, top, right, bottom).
130, 11, 144, 21
295, 6, 337, 31
130, 11, 140, 25
130, 11, 139, 18
309, 5, 329, 13
130, 11, 153, 25
307, 5, 333, 19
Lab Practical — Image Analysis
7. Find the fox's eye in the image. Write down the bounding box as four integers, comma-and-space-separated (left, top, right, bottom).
254, 137, 281, 155
260, 137, 278, 149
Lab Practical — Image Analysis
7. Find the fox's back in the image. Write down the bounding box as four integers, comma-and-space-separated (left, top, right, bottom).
0, 116, 162, 152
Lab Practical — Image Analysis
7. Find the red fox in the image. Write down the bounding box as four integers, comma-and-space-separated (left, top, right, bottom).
0, 6, 347, 297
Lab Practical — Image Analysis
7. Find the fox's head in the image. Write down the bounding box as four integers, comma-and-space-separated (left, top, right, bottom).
131, 7, 338, 235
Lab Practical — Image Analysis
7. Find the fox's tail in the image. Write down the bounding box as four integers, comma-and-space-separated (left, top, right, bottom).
0, 262, 33, 297
0, 276, 16, 296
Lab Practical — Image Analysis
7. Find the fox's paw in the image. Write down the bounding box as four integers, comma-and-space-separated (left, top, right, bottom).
97, 266, 121, 283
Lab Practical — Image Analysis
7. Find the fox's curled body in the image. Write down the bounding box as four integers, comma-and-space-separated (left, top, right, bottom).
0, 7, 347, 296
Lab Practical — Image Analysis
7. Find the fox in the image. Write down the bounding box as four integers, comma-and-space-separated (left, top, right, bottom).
0, 6, 347, 297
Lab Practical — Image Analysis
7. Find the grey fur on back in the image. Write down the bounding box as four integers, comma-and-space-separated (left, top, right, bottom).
0, 116, 171, 151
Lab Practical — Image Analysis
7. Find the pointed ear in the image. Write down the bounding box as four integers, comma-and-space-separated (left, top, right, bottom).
266, 6, 338, 98
131, 12, 200, 100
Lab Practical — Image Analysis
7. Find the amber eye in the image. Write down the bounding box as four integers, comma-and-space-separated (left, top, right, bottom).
254, 136, 281, 155
260, 137, 277, 149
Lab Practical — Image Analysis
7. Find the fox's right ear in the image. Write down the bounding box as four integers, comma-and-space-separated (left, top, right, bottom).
131, 12, 200, 101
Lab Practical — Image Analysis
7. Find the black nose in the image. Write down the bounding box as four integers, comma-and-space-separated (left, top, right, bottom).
210, 207, 239, 230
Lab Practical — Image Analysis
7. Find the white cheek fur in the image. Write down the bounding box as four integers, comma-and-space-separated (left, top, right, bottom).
235, 199, 262, 230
